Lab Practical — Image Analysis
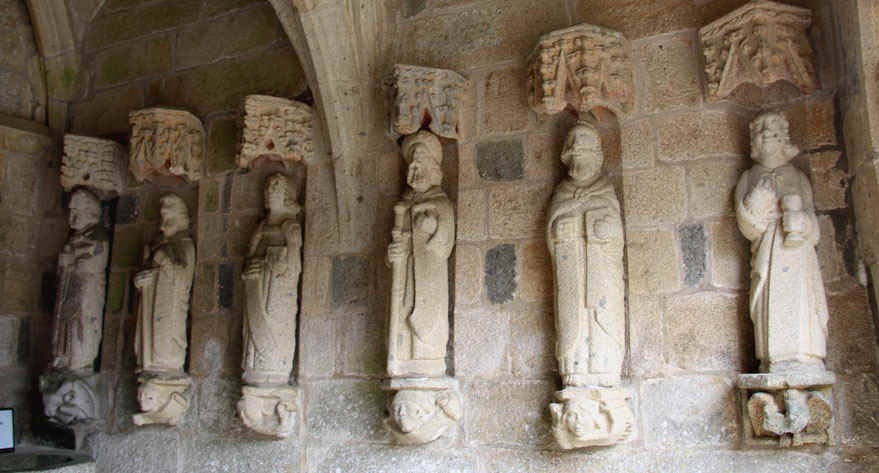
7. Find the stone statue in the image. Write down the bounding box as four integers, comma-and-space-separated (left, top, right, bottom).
734, 111, 834, 447
384, 130, 459, 445
133, 193, 195, 425
238, 173, 301, 438
546, 122, 633, 448
386, 130, 455, 378
51, 189, 109, 372
40, 373, 99, 426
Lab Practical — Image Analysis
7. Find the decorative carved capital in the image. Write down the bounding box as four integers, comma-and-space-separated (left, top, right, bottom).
549, 387, 634, 449
700, 0, 818, 102
238, 385, 298, 438
133, 375, 192, 426
61, 135, 125, 196
527, 24, 633, 116
383, 378, 461, 445
388, 64, 470, 140
129, 108, 205, 182
239, 95, 314, 169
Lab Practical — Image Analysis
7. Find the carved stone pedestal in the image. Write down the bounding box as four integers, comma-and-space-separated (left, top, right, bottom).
238, 385, 298, 438
40, 370, 102, 427
550, 387, 634, 449
133, 375, 192, 426
383, 377, 461, 445
738, 371, 835, 447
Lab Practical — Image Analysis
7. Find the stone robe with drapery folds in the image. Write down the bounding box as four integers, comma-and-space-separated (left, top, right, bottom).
135, 233, 196, 374
387, 186, 455, 378
52, 227, 109, 371
242, 220, 301, 386
735, 163, 828, 372
547, 176, 625, 388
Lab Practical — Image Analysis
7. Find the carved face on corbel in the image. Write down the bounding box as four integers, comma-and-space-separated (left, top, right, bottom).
554, 397, 608, 441
749, 112, 799, 169
137, 381, 164, 413
68, 189, 101, 232
43, 379, 97, 425
158, 194, 190, 238
561, 123, 604, 184
390, 390, 435, 433
402, 131, 443, 193
386, 389, 461, 444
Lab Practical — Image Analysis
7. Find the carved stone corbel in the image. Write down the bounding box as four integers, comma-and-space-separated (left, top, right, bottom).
129, 108, 205, 182
526, 23, 634, 116
700, 0, 819, 102
238, 95, 314, 169
387, 64, 470, 140
60, 135, 125, 197
132, 375, 192, 426
238, 385, 298, 438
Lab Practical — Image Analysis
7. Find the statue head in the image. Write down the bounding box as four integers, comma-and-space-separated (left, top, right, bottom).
390, 390, 436, 434
402, 131, 443, 193
137, 380, 165, 413
43, 379, 96, 425
561, 122, 604, 184
264, 173, 299, 214
159, 194, 190, 238
750, 112, 799, 169
562, 397, 607, 440
68, 188, 101, 232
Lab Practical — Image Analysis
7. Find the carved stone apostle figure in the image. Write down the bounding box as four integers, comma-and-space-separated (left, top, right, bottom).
735, 112, 828, 373
51, 188, 109, 372
734, 112, 834, 447
546, 121, 632, 448
133, 193, 195, 426
238, 173, 301, 437
386, 130, 455, 378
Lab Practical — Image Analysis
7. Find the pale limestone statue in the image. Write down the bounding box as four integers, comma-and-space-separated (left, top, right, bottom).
238, 173, 301, 438
129, 108, 204, 182
239, 95, 313, 168
700, 1, 818, 102
546, 122, 633, 448
386, 130, 455, 378
735, 112, 834, 447
51, 189, 109, 372
133, 194, 195, 426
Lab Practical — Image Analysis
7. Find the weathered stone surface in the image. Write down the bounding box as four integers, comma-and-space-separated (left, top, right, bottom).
709, 218, 750, 289
175, 5, 282, 70
622, 166, 686, 226
85, 429, 178, 473
95, 35, 172, 88
71, 84, 144, 136
627, 228, 681, 294
298, 315, 334, 378
620, 118, 655, 170
665, 292, 748, 372
511, 305, 554, 378
815, 215, 842, 284
85, 0, 199, 51
700, 1, 818, 102
331, 255, 369, 309
340, 310, 385, 376
456, 189, 487, 241
305, 380, 389, 443
808, 151, 848, 211
827, 289, 876, 375
629, 295, 664, 378
527, 23, 633, 115
183, 436, 300, 473
129, 108, 204, 182
0, 315, 20, 367
238, 95, 313, 168
836, 373, 879, 447
785, 97, 837, 150
688, 158, 746, 218
641, 375, 738, 447
207, 117, 238, 174
488, 183, 552, 239
454, 244, 483, 306
308, 444, 478, 473
638, 30, 701, 113
679, 224, 707, 287
60, 135, 126, 195
485, 243, 517, 304
466, 380, 553, 446
454, 308, 509, 378
387, 64, 470, 140
197, 376, 243, 434
657, 111, 748, 162
300, 256, 330, 317
518, 240, 552, 303
481, 67, 529, 134
476, 139, 524, 181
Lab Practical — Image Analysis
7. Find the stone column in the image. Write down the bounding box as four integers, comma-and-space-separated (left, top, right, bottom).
527, 23, 636, 449
383, 65, 469, 445
235, 95, 312, 438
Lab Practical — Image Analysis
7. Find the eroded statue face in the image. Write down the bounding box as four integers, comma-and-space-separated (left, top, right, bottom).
264, 174, 295, 212
138, 382, 163, 412
562, 127, 603, 183
563, 398, 607, 440
391, 390, 436, 434
159, 196, 188, 238
69, 190, 101, 232
750, 113, 799, 169
406, 145, 441, 193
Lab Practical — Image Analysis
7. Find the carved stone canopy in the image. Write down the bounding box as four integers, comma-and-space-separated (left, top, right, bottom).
388, 64, 470, 140
700, 0, 818, 102
129, 108, 205, 182
527, 23, 634, 116
239, 95, 314, 169
61, 135, 125, 196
